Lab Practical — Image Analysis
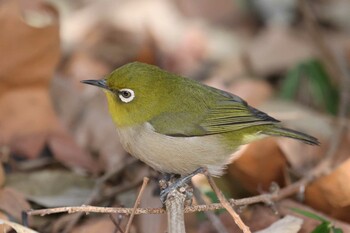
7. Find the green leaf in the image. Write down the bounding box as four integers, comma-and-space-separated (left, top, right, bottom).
280, 63, 302, 99
290, 208, 329, 222
280, 59, 339, 115
311, 222, 331, 233
332, 227, 343, 233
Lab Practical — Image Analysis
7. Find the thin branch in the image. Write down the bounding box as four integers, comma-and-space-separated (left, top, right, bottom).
109, 214, 125, 233
204, 172, 251, 233
25, 167, 324, 219
125, 177, 149, 233
193, 186, 229, 233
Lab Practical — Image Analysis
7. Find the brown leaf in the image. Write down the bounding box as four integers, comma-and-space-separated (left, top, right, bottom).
227, 79, 273, 107
51, 77, 128, 173
48, 132, 98, 174
6, 170, 95, 208
70, 217, 117, 233
0, 212, 10, 233
0, 0, 60, 91
0, 188, 31, 222
305, 158, 350, 221
0, 89, 61, 151
0, 0, 96, 172
255, 215, 303, 233
228, 138, 288, 193
0, 218, 38, 233
246, 26, 315, 76
0, 0, 60, 157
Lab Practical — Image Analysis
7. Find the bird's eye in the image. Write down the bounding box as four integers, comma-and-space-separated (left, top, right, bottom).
118, 88, 135, 103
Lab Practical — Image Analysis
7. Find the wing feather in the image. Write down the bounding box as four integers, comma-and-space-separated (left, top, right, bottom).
150, 85, 278, 136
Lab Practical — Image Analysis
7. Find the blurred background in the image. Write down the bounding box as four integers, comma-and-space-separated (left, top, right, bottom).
0, 0, 349, 232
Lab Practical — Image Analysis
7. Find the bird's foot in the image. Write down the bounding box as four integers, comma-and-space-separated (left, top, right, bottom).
159, 167, 206, 204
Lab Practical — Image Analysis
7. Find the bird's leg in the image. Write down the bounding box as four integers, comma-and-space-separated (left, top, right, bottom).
160, 167, 206, 203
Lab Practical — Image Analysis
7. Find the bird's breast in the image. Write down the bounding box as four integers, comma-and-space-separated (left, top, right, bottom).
116, 122, 241, 176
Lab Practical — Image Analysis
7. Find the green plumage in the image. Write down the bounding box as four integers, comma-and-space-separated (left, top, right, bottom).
82, 62, 319, 176
105, 62, 318, 146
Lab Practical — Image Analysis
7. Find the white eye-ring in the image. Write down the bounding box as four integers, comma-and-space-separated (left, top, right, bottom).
118, 88, 135, 103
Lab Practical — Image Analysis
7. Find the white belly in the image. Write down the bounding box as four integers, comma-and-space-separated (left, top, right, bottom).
116, 122, 240, 176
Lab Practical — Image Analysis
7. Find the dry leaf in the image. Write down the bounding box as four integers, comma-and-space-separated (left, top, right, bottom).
246, 26, 315, 76
0, 218, 38, 233
280, 199, 350, 232
176, 0, 241, 25
48, 132, 98, 173
71, 217, 116, 233
228, 138, 288, 193
0, 0, 96, 172
51, 77, 128, 173
255, 215, 303, 233
0, 0, 59, 151
0, 212, 9, 233
0, 188, 31, 222
228, 79, 273, 107
6, 170, 94, 207
305, 157, 350, 222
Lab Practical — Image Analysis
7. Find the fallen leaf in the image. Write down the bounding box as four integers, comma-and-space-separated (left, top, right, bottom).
175, 0, 241, 25
70, 217, 117, 233
255, 215, 303, 233
0, 188, 31, 222
228, 78, 273, 107
0, 212, 9, 233
0, 0, 58, 156
6, 170, 94, 207
0, 89, 61, 156
280, 199, 350, 233
0, 0, 97, 173
305, 158, 350, 222
246, 26, 315, 76
51, 77, 128, 173
48, 132, 98, 174
228, 138, 288, 193
0, 218, 38, 233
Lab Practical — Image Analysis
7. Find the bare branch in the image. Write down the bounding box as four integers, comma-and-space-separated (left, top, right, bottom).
125, 177, 149, 233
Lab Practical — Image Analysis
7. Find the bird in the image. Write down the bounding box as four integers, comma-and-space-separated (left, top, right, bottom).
82, 62, 319, 199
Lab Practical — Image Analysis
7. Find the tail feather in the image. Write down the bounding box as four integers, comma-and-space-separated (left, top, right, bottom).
264, 127, 319, 145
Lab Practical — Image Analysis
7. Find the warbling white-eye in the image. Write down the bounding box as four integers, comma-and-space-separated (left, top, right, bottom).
82, 62, 318, 199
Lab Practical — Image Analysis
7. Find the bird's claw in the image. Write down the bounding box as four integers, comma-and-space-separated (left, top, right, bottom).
159, 167, 206, 204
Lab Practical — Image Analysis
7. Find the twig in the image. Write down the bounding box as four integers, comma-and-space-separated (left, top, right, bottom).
193, 186, 229, 233
27, 173, 325, 219
26, 190, 279, 216
56, 160, 140, 233
204, 172, 251, 233
165, 188, 186, 233
125, 177, 149, 233
109, 214, 125, 233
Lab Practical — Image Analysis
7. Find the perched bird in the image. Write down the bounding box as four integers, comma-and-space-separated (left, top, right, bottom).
82, 62, 319, 178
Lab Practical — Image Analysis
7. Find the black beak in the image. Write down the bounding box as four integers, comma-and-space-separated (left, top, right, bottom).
81, 79, 108, 89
